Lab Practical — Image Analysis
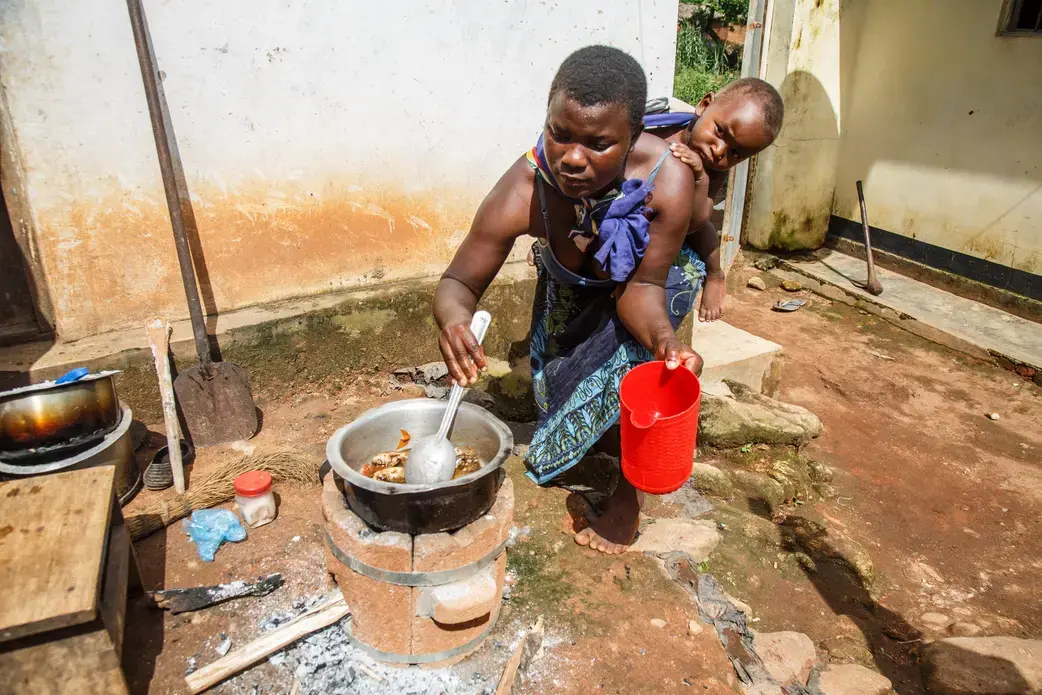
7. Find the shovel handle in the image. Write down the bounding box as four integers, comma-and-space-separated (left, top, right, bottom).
127, 0, 213, 373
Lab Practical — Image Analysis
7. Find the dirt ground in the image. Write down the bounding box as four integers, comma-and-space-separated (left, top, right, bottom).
708, 259, 1042, 693
118, 255, 1042, 694
121, 379, 738, 695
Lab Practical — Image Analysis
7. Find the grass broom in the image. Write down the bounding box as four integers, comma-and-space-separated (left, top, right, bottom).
128, 448, 319, 541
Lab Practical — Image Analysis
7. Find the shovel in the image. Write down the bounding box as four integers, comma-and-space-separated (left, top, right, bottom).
127, 0, 258, 447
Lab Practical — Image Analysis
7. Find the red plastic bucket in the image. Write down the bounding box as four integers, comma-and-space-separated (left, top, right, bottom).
619, 361, 702, 494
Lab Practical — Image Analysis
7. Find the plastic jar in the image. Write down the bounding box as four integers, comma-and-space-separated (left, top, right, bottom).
234, 471, 277, 528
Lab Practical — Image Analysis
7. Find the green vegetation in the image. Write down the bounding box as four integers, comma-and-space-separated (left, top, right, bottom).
673, 2, 741, 105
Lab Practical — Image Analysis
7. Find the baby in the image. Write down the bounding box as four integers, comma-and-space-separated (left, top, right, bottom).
650, 78, 784, 321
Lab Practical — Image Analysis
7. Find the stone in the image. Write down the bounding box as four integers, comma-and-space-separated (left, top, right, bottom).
650, 618, 667, 629
413, 477, 514, 573
690, 462, 734, 498
730, 469, 789, 512
628, 518, 721, 561
322, 474, 412, 572
950, 622, 984, 638
781, 279, 803, 292
921, 612, 952, 633
699, 380, 823, 448
815, 664, 892, 695
921, 637, 1042, 694
326, 546, 412, 655
754, 255, 779, 271
688, 620, 704, 636
988, 412, 1001, 421
807, 460, 834, 484
747, 277, 767, 291
753, 631, 817, 686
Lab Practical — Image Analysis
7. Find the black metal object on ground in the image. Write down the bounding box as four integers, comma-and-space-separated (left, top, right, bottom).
147, 574, 284, 614
126, 0, 258, 448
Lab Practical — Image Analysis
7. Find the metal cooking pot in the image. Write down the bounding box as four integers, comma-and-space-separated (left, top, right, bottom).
0, 371, 121, 456
326, 399, 513, 535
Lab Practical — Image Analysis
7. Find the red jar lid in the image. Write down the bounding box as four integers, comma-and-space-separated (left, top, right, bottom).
234, 471, 272, 497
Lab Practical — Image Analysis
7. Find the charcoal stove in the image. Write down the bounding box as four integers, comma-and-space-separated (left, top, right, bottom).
323, 398, 514, 665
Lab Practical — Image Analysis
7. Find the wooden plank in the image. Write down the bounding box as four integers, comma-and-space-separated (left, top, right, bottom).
0, 467, 116, 642
0, 624, 129, 695
99, 524, 130, 658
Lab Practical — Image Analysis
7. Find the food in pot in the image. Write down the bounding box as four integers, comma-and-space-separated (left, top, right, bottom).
361, 445, 483, 483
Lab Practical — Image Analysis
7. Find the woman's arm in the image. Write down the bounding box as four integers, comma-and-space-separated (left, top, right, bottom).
616, 153, 707, 373
434, 158, 532, 384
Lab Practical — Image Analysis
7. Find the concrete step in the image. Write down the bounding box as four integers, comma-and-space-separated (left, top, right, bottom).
690, 320, 783, 396
777, 250, 1042, 372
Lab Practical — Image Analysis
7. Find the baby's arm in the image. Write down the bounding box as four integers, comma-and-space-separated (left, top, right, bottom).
669, 141, 726, 322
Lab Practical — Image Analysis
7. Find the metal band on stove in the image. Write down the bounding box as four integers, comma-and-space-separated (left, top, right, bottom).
323, 530, 508, 587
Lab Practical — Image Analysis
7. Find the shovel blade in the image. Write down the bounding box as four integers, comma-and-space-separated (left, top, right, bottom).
174, 362, 258, 447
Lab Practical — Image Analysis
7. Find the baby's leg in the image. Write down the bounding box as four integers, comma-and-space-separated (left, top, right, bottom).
688, 219, 726, 322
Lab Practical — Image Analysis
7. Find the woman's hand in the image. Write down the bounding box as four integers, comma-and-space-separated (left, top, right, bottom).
654, 334, 704, 376
439, 321, 487, 386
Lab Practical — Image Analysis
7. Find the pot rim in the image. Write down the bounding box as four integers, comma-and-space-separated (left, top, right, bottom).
0, 370, 121, 400
326, 399, 514, 496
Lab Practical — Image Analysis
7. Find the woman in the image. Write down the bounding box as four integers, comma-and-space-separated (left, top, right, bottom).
434, 46, 704, 554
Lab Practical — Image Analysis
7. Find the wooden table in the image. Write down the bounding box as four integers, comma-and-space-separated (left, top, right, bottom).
0, 466, 142, 694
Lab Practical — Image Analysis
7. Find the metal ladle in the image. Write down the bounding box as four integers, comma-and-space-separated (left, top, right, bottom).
405, 311, 492, 485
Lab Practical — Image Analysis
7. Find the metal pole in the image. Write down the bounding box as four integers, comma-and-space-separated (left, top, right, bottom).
722, 0, 768, 270
126, 0, 213, 372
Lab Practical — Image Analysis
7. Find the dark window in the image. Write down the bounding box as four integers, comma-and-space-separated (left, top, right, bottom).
1002, 0, 1042, 35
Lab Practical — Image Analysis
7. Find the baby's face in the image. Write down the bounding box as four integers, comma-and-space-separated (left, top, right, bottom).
689, 93, 775, 171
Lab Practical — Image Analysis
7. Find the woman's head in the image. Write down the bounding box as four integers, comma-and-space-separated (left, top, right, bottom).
543, 46, 647, 198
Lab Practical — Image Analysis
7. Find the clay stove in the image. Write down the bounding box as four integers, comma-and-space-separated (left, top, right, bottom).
323, 398, 515, 666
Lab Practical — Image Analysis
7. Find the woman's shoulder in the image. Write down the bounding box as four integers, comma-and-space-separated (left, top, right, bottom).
473, 155, 538, 239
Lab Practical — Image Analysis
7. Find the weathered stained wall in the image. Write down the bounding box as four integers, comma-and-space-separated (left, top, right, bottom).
746, 0, 1042, 279
0, 0, 679, 340
745, 0, 843, 251
832, 0, 1042, 276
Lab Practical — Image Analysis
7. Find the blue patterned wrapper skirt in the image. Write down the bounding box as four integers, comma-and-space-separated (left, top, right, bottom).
524, 243, 706, 485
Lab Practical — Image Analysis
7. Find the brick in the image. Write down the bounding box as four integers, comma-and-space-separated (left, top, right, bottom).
412, 477, 514, 573
411, 552, 506, 666
325, 547, 411, 656
322, 473, 412, 572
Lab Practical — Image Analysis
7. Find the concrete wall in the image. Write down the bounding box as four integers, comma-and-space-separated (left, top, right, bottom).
747, 0, 1042, 281
745, 0, 843, 250
0, 0, 678, 340
832, 0, 1042, 276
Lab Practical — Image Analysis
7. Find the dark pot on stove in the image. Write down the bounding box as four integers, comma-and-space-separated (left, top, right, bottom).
326, 399, 514, 535
0, 371, 121, 457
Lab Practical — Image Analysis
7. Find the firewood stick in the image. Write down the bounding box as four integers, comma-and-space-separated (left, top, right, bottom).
146, 319, 185, 493
185, 594, 349, 694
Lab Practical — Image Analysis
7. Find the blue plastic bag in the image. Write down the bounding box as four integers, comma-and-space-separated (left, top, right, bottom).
182, 509, 247, 561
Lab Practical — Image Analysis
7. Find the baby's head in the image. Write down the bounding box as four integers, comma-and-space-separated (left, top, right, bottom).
687, 77, 784, 171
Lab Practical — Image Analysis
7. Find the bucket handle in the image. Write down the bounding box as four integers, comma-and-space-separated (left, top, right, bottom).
629, 411, 658, 430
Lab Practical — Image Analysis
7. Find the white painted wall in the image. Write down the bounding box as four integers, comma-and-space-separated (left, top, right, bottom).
0, 0, 679, 339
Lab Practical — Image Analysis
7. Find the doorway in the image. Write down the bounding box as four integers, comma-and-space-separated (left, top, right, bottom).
0, 187, 40, 344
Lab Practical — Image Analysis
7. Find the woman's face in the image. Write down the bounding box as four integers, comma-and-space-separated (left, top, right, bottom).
542, 91, 636, 199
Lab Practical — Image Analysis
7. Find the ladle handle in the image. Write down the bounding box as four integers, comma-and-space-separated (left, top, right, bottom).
436, 311, 492, 440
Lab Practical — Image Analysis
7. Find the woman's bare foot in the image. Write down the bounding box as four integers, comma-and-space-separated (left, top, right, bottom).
574, 477, 644, 554
699, 272, 726, 322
